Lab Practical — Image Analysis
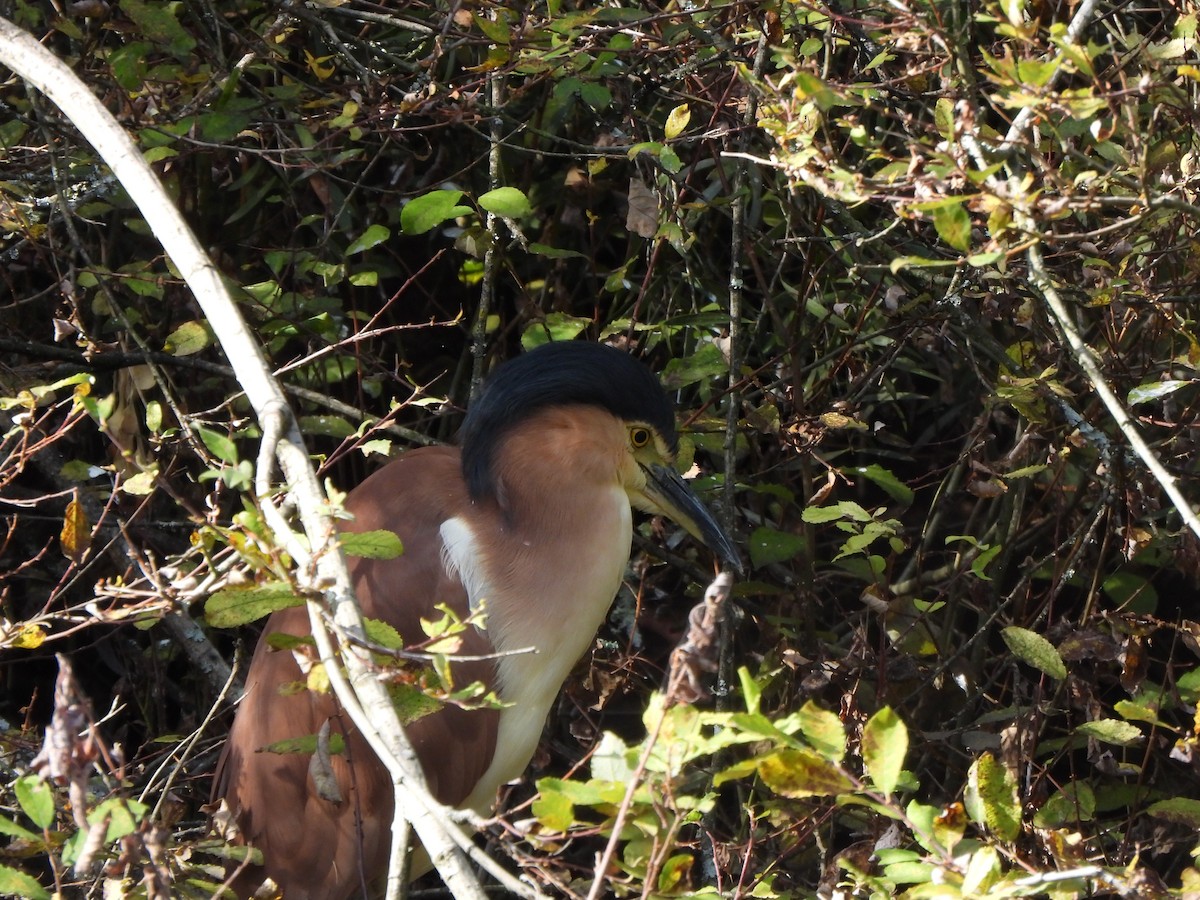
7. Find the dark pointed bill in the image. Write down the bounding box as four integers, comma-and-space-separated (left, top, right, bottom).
641, 464, 742, 574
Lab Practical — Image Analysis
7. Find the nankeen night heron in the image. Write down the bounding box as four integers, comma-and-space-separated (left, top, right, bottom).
212, 340, 740, 898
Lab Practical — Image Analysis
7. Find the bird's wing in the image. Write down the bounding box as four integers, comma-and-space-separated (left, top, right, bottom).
212, 446, 500, 898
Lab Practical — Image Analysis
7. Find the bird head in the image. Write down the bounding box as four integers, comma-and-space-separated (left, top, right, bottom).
460, 341, 741, 572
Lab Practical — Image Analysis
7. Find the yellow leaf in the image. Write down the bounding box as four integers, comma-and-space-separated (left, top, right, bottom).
759, 748, 855, 797
13, 623, 46, 649
664, 103, 691, 140
304, 50, 335, 81
121, 468, 158, 496
60, 495, 91, 563
307, 662, 331, 694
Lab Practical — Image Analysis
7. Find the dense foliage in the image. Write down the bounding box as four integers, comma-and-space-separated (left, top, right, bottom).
3, 0, 1200, 896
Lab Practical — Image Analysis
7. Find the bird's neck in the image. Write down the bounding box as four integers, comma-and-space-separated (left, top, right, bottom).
442, 407, 636, 807
493, 489, 632, 679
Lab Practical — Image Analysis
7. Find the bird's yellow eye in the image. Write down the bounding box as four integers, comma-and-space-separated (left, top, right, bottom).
629, 427, 651, 449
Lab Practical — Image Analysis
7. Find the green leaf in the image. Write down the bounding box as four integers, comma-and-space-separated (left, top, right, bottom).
59, 460, 101, 482
849, 465, 914, 504
265, 632, 313, 652
879, 859, 933, 885
758, 748, 855, 798
199, 107, 253, 142
363, 618, 404, 650
359, 439, 393, 458
297, 415, 356, 438
737, 666, 762, 715
262, 732, 346, 755
1101, 571, 1158, 612
86, 797, 147, 843
861, 707, 907, 795
906, 801, 938, 852
1, 372, 92, 411
143, 145, 178, 164
1033, 782, 1095, 828
748, 526, 805, 569
970, 543, 1002, 580
1148, 797, 1200, 827
1148, 37, 1189, 60
121, 0, 196, 55
658, 853, 694, 892
145, 400, 163, 433
790, 70, 838, 109
965, 753, 1021, 841
0, 864, 49, 900
528, 243, 587, 259
1178, 667, 1200, 703
932, 201, 971, 252
205, 584, 304, 628
521, 314, 591, 350
1005, 464, 1047, 479
1015, 56, 1060, 86
1113, 699, 1167, 727
934, 97, 955, 140
163, 320, 213, 356
578, 81, 612, 111
712, 757, 760, 787
967, 251, 1004, 267
400, 190, 474, 235
960, 845, 1002, 895
537, 776, 626, 808
946, 535, 1003, 581
478, 186, 531, 219
1075, 719, 1143, 746
890, 255, 959, 273
14, 775, 53, 830
346, 224, 391, 255
659, 343, 727, 390
908, 800, 965, 854
797, 700, 846, 762
389, 682, 444, 724
194, 425, 239, 465
532, 785, 575, 832
999, 0, 1024, 26
473, 10, 512, 44
627, 140, 682, 174
341, 530, 404, 560
108, 42, 150, 91
591, 731, 636, 782
1127, 379, 1191, 405
802, 501, 872, 524
0, 815, 40, 843
1000, 625, 1067, 680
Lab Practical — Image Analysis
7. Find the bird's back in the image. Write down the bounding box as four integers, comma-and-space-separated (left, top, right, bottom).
212, 446, 500, 899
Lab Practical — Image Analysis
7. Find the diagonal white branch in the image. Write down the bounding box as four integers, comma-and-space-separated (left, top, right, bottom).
954, 0, 1200, 541
0, 17, 503, 899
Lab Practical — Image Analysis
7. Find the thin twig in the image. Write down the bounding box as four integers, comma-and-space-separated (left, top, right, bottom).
585, 572, 734, 900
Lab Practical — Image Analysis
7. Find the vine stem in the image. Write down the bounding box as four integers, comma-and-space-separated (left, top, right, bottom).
583, 698, 667, 900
